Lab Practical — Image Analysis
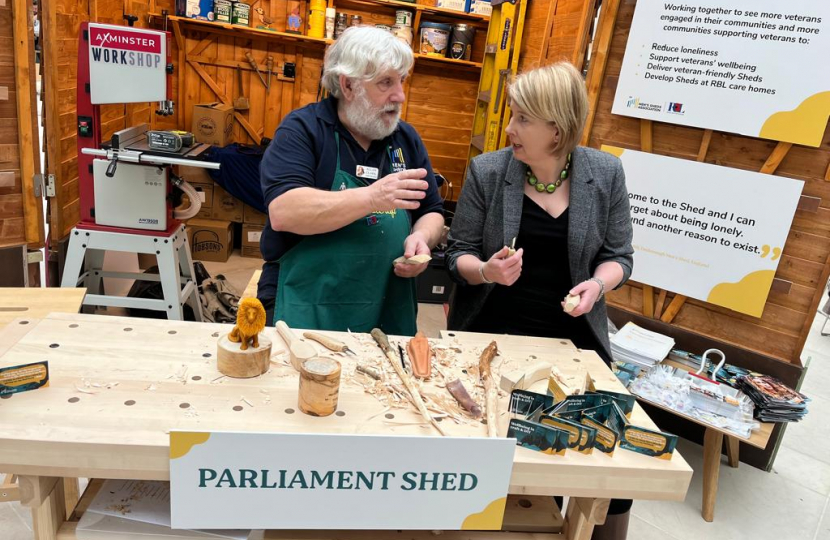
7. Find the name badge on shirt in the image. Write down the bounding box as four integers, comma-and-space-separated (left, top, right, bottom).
356, 165, 379, 180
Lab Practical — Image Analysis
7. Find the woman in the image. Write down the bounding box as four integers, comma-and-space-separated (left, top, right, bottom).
445, 62, 634, 540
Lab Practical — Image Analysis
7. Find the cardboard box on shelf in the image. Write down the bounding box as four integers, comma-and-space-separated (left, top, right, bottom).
189, 183, 213, 210
179, 165, 213, 185
185, 218, 234, 263
242, 223, 263, 259
243, 204, 268, 226
469, 0, 491, 15
191, 102, 234, 146
211, 183, 244, 222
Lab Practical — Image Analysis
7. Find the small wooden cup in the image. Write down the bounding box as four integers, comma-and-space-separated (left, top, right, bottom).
298, 356, 342, 417
217, 334, 272, 378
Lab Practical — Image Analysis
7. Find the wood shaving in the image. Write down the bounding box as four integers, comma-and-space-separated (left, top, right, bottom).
240, 396, 254, 407
75, 385, 98, 394
145, 383, 157, 391
210, 375, 226, 384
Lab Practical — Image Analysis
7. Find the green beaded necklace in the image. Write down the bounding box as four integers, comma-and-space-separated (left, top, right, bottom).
526, 153, 572, 194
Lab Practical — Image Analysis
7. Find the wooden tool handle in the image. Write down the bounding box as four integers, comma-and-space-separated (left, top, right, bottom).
303, 331, 347, 353
276, 320, 296, 346
245, 51, 257, 67
370, 328, 392, 355
479, 341, 499, 438
266, 55, 274, 70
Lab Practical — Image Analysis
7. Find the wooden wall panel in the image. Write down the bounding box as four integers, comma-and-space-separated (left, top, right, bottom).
589, 0, 830, 365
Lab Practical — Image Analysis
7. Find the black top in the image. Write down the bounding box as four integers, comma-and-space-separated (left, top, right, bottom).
469, 195, 599, 351
256, 96, 444, 300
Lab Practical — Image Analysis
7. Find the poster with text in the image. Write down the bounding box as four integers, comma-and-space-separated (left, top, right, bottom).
611, 0, 830, 147
603, 146, 804, 317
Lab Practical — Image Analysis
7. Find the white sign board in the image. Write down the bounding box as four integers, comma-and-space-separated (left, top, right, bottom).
170, 431, 515, 530
88, 23, 168, 105
603, 146, 803, 317
611, 0, 830, 147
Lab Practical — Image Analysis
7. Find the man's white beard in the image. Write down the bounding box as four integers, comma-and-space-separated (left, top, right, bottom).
343, 84, 401, 141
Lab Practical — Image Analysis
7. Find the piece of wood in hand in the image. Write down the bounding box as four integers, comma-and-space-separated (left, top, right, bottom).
563, 294, 580, 313
217, 334, 271, 378
298, 357, 342, 417
392, 254, 432, 265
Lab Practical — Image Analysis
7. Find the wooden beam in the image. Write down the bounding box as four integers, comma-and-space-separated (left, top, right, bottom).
571, 0, 594, 71
18, 475, 59, 508
187, 59, 262, 143
759, 142, 792, 175
642, 285, 654, 318
293, 49, 304, 109
0, 474, 20, 502
654, 289, 668, 319
660, 294, 687, 323
702, 428, 724, 522
540, 0, 558, 66
580, 0, 621, 146
824, 161, 830, 182
12, 0, 44, 248
696, 129, 713, 162
187, 35, 217, 58
639, 119, 653, 153
172, 19, 186, 129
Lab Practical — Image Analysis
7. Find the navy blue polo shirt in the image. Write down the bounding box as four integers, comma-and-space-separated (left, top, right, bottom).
257, 96, 444, 301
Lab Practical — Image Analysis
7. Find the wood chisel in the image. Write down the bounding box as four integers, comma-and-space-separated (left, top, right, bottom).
265, 55, 274, 93
245, 52, 268, 88
302, 331, 357, 356
276, 320, 316, 370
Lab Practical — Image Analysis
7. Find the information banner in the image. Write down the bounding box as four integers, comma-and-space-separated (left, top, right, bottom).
170, 431, 516, 530
603, 146, 804, 317
611, 0, 830, 147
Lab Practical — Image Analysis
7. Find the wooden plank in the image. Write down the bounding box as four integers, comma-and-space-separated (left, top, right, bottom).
696, 129, 713, 162
653, 289, 668, 319
642, 285, 654, 318
660, 294, 687, 324
18, 475, 59, 508
0, 287, 86, 329
187, 59, 262, 143
502, 494, 564, 533
759, 142, 793, 175
579, 0, 621, 146
30, 476, 65, 540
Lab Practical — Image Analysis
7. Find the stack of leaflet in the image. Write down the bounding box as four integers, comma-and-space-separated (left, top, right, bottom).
76, 479, 252, 540
739, 374, 810, 423
610, 322, 675, 370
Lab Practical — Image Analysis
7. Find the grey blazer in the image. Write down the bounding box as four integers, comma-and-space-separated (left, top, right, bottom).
445, 146, 634, 362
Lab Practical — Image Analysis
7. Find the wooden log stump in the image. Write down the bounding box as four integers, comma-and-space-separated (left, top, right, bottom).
298, 356, 342, 417
217, 334, 271, 378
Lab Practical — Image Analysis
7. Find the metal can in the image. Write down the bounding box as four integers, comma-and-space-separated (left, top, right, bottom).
449, 24, 475, 61
375, 24, 393, 32
214, 0, 232, 23
395, 9, 413, 27
334, 13, 348, 38
232, 1, 250, 26
392, 24, 413, 46
349, 14, 362, 27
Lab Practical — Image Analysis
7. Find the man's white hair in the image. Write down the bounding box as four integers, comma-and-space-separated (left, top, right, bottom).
322, 26, 413, 99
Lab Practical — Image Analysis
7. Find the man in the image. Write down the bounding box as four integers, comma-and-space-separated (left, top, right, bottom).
257, 26, 445, 335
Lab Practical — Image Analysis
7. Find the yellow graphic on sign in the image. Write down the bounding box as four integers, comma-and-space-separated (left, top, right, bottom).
759, 92, 830, 148
461, 497, 507, 530
170, 432, 211, 459
707, 269, 776, 318
601, 145, 626, 158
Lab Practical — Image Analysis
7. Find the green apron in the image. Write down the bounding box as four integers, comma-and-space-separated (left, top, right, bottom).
275, 132, 418, 336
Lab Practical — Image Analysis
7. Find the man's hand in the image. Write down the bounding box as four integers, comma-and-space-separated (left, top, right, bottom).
394, 232, 432, 278
482, 246, 523, 286
367, 169, 429, 212
562, 280, 602, 317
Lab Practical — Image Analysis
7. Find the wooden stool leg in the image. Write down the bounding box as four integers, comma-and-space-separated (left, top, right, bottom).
702, 427, 724, 522
725, 436, 740, 468
63, 478, 80, 518
19, 475, 66, 540
565, 497, 610, 540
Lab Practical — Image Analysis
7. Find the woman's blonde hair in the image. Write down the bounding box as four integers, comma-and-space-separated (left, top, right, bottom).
508, 62, 588, 155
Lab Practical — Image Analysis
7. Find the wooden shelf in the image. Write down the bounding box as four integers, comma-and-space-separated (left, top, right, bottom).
152, 14, 333, 47
333, 0, 490, 22
413, 53, 482, 69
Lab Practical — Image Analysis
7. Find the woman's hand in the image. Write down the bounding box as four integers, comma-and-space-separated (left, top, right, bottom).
563, 279, 602, 316
482, 246, 524, 286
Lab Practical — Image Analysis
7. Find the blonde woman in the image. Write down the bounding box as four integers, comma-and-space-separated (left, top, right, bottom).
446, 62, 634, 538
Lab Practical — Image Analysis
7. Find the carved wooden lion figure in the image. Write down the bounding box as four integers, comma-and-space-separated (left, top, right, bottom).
228, 298, 266, 351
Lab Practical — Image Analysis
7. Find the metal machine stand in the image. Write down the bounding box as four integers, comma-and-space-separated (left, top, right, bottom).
61, 223, 202, 321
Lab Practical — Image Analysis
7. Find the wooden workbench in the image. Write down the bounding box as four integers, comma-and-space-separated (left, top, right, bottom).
0, 313, 692, 540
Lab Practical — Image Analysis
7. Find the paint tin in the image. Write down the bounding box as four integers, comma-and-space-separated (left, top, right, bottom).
375, 24, 393, 32
325, 8, 336, 39
232, 1, 250, 26
350, 14, 362, 26
213, 0, 232, 23
309, 0, 327, 11
395, 9, 413, 27
449, 24, 475, 60
308, 8, 326, 38
419, 21, 452, 57
334, 13, 348, 38
392, 24, 413, 46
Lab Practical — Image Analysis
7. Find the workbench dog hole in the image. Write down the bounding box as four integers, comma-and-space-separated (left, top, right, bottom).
68, 397, 80, 403
0, 394, 11, 399
233, 405, 244, 412
191, 376, 202, 381
203, 353, 211, 358
385, 413, 395, 419
180, 402, 190, 409
124, 327, 133, 332
168, 330, 176, 335
518, 499, 533, 508
335, 410, 346, 417
49, 343, 59, 348
18, 320, 29, 325
124, 400, 135, 406
284, 408, 295, 414
573, 358, 581, 363
69, 324, 78, 328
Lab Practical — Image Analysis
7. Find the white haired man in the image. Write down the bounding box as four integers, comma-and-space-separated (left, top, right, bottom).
257, 26, 444, 335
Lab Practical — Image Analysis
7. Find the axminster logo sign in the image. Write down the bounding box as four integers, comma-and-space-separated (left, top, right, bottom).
89, 26, 162, 68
